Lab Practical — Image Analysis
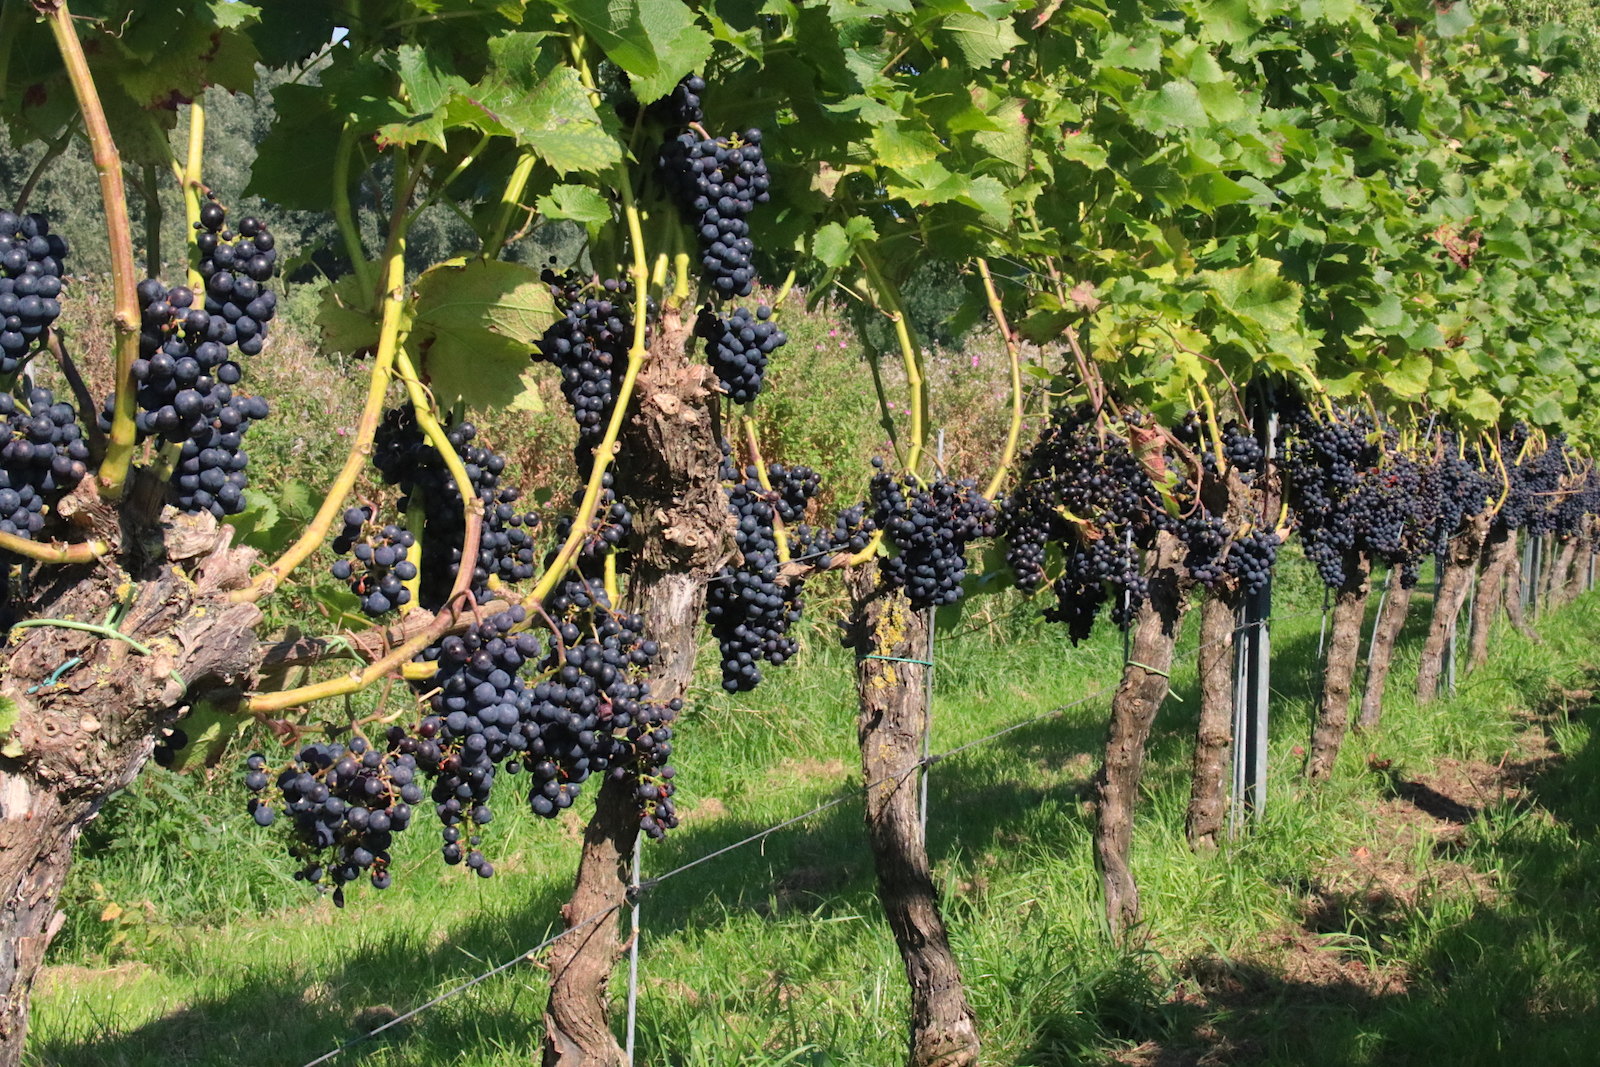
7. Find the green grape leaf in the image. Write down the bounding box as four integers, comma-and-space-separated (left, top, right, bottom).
813, 217, 878, 271
550, 0, 714, 103
161, 699, 248, 773
537, 184, 614, 225
315, 273, 387, 358
939, 11, 1024, 69
1202, 260, 1301, 336
408, 259, 556, 413
452, 66, 622, 174
1384, 354, 1433, 398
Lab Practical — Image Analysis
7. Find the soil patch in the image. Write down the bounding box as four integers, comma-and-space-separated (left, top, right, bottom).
1133, 719, 1563, 1064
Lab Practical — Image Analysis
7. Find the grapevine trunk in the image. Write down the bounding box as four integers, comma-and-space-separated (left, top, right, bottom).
1467, 521, 1514, 671
1356, 571, 1414, 732
1500, 530, 1539, 640
0, 502, 260, 1065
1094, 530, 1188, 938
1416, 512, 1489, 703
1185, 590, 1237, 852
848, 564, 980, 1067
540, 307, 730, 1066
1305, 553, 1370, 782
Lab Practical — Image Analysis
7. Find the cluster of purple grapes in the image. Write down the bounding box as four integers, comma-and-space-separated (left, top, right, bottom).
0, 387, 89, 546
0, 210, 67, 375
246, 584, 682, 895
1426, 432, 1494, 562
534, 274, 631, 474
372, 407, 540, 608
697, 303, 786, 404
530, 575, 679, 836
1278, 411, 1381, 588
705, 457, 822, 692
999, 406, 1167, 642
657, 127, 770, 299
102, 201, 276, 518
244, 737, 421, 902
1170, 412, 1279, 593
871, 463, 996, 612
331, 506, 418, 616
194, 201, 277, 356
1503, 427, 1569, 535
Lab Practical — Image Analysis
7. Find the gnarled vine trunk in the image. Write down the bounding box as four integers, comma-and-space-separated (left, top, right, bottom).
1467, 520, 1514, 672
1416, 512, 1489, 704
1094, 530, 1188, 938
541, 307, 731, 1066
1355, 569, 1413, 733
848, 564, 979, 1067
1549, 535, 1581, 608
1305, 553, 1370, 782
1501, 529, 1539, 640
1185, 590, 1237, 852
0, 498, 261, 1066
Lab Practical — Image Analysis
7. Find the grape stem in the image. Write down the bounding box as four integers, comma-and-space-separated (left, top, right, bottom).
38, 0, 141, 501
333, 127, 376, 299
741, 414, 791, 563
976, 257, 1024, 501
0, 531, 110, 565
527, 180, 652, 606
171, 97, 206, 291
485, 150, 537, 261
390, 347, 476, 566
46, 328, 106, 455
15, 125, 73, 215
857, 246, 927, 477
247, 591, 477, 713
236, 245, 407, 602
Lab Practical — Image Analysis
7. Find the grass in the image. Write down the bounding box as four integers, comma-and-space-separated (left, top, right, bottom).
25, 561, 1600, 1066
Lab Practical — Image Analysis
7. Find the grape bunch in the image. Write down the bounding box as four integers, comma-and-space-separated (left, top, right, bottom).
101, 226, 276, 518
1503, 427, 1567, 535
657, 128, 770, 298
1426, 433, 1493, 561
705, 457, 822, 691
244, 736, 421, 902
871, 464, 996, 611
195, 202, 277, 356
526, 574, 678, 835
697, 303, 786, 403
534, 275, 631, 473
654, 73, 705, 127
0, 387, 90, 545
999, 406, 1170, 641
372, 407, 541, 607
0, 210, 68, 375
246, 592, 681, 894
1278, 411, 1381, 588
331, 506, 419, 616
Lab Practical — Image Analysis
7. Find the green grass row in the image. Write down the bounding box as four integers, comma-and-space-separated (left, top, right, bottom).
27, 555, 1600, 1066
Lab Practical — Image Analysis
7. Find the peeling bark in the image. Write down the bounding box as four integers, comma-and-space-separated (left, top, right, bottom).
0, 499, 261, 1066
848, 564, 979, 1067
1549, 536, 1581, 608
1356, 570, 1414, 733
1416, 512, 1489, 704
541, 307, 731, 1066
1305, 553, 1370, 783
1094, 530, 1188, 938
1467, 521, 1514, 672
1185, 590, 1237, 852
1501, 530, 1539, 640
